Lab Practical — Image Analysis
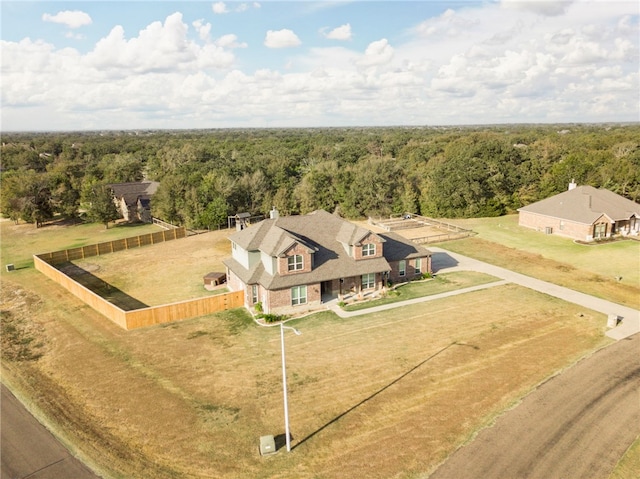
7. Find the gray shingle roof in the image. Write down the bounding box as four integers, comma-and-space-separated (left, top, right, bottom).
109, 181, 159, 206
518, 185, 640, 224
224, 210, 431, 289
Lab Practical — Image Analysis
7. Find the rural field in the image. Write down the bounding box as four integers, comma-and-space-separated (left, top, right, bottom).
0, 216, 636, 479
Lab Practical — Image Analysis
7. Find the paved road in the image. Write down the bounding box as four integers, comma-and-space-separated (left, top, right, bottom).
1, 383, 100, 479
429, 333, 640, 479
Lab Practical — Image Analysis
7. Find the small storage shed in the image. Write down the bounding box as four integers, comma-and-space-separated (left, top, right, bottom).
204, 272, 226, 290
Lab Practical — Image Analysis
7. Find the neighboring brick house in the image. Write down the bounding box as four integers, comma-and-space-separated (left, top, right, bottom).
109, 181, 160, 223
223, 209, 432, 315
518, 183, 640, 242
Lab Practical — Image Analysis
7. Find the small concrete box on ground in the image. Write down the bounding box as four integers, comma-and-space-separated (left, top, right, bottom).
607, 314, 621, 328
259, 435, 276, 456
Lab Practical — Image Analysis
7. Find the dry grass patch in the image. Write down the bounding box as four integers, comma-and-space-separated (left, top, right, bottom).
610, 436, 640, 479
0, 218, 619, 478
61, 230, 232, 306
1, 275, 609, 479
440, 237, 639, 309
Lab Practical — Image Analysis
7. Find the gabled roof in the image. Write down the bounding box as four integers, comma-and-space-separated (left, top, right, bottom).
336, 220, 378, 247
518, 185, 640, 224
109, 181, 159, 206
379, 232, 429, 261
225, 210, 431, 289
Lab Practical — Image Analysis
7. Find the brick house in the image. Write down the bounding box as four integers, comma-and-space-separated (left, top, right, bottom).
518, 183, 640, 242
109, 181, 160, 223
223, 209, 432, 315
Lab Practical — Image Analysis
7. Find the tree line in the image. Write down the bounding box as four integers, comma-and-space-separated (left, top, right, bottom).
1, 124, 639, 228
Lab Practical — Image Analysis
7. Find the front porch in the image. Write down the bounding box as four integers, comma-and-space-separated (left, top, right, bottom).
320, 273, 387, 304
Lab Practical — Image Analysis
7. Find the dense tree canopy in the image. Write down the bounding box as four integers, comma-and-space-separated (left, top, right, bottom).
1, 124, 639, 227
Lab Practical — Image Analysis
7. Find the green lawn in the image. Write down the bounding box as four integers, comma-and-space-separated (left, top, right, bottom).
343, 271, 499, 311
453, 215, 640, 288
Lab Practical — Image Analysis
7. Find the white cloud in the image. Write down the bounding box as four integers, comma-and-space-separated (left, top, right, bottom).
65, 32, 85, 40
42, 10, 92, 29
84, 13, 234, 74
500, 0, 574, 17
3, 1, 639, 130
212, 2, 228, 14
264, 29, 301, 48
215, 34, 247, 49
192, 19, 212, 42
358, 39, 394, 67
321, 23, 352, 41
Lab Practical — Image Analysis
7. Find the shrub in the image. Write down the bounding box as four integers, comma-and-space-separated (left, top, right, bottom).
254, 302, 263, 313
260, 313, 288, 323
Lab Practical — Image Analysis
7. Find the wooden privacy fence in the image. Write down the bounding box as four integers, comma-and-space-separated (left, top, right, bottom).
34, 255, 128, 328
124, 292, 244, 329
33, 227, 245, 330
35, 255, 244, 330
37, 228, 187, 265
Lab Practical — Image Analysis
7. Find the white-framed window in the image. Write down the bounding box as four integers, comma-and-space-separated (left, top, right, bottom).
362, 243, 376, 257
415, 258, 422, 274
399, 260, 406, 277
559, 221, 565, 231
251, 284, 258, 304
288, 254, 303, 271
594, 223, 607, 239
362, 273, 375, 289
291, 285, 307, 305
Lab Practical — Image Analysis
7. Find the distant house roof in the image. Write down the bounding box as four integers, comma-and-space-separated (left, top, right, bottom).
109, 181, 159, 206
518, 185, 640, 224
224, 210, 431, 290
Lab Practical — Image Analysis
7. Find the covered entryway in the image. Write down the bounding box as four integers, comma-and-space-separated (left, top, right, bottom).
321, 280, 338, 303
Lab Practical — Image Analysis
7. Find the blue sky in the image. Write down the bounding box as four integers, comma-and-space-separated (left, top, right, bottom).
1, 1, 638, 131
